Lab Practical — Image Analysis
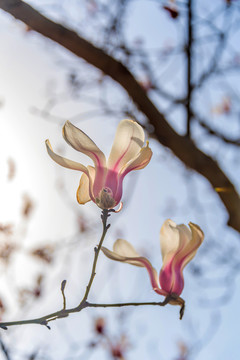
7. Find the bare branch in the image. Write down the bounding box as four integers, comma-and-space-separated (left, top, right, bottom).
194, 112, 240, 146
87, 294, 185, 320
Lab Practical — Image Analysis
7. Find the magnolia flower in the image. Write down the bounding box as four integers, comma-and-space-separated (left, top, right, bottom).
46, 119, 152, 209
102, 220, 204, 298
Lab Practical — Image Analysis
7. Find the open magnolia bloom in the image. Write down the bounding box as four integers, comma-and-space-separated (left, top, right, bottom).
102, 220, 204, 299
46, 119, 152, 209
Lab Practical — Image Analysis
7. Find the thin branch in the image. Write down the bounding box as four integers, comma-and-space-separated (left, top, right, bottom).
80, 209, 110, 304
194, 5, 232, 90
87, 294, 185, 320
194, 33, 226, 89
194, 112, 240, 146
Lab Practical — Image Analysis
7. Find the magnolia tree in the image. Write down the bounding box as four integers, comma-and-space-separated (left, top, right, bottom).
0, 0, 239, 359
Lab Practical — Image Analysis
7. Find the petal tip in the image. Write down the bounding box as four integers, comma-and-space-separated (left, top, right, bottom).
114, 202, 123, 213
62, 121, 68, 137
188, 222, 204, 240
164, 218, 177, 228
122, 118, 136, 124
45, 139, 53, 153
63, 120, 71, 128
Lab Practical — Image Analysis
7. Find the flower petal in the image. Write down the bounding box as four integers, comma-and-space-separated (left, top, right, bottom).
120, 142, 152, 175
77, 166, 96, 204
62, 121, 106, 169
160, 222, 204, 296
107, 119, 145, 171
159, 259, 175, 294
113, 239, 141, 258
102, 239, 166, 295
102, 239, 144, 267
173, 222, 204, 270
112, 144, 153, 205
45, 140, 88, 173
160, 219, 182, 266
159, 220, 194, 295
63, 121, 107, 197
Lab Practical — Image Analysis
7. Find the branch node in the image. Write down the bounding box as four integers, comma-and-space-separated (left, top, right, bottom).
41, 320, 51, 330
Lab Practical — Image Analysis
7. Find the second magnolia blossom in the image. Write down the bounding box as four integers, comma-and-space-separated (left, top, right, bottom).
46, 119, 152, 209
102, 219, 204, 298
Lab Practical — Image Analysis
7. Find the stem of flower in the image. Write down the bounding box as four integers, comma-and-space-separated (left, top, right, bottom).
78, 209, 110, 305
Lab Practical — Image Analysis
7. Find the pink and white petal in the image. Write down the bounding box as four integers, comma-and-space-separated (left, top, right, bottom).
101, 246, 143, 267
92, 166, 108, 201
102, 240, 161, 292
62, 121, 106, 169
102, 239, 144, 267
174, 222, 204, 270
160, 220, 181, 267
159, 221, 191, 294
160, 253, 185, 296
170, 223, 204, 295
119, 143, 153, 175
168, 257, 185, 296
104, 169, 119, 199
159, 258, 175, 294
168, 223, 192, 265
169, 268, 185, 296
111, 145, 152, 205
154, 287, 169, 296
45, 140, 88, 173
107, 119, 145, 172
